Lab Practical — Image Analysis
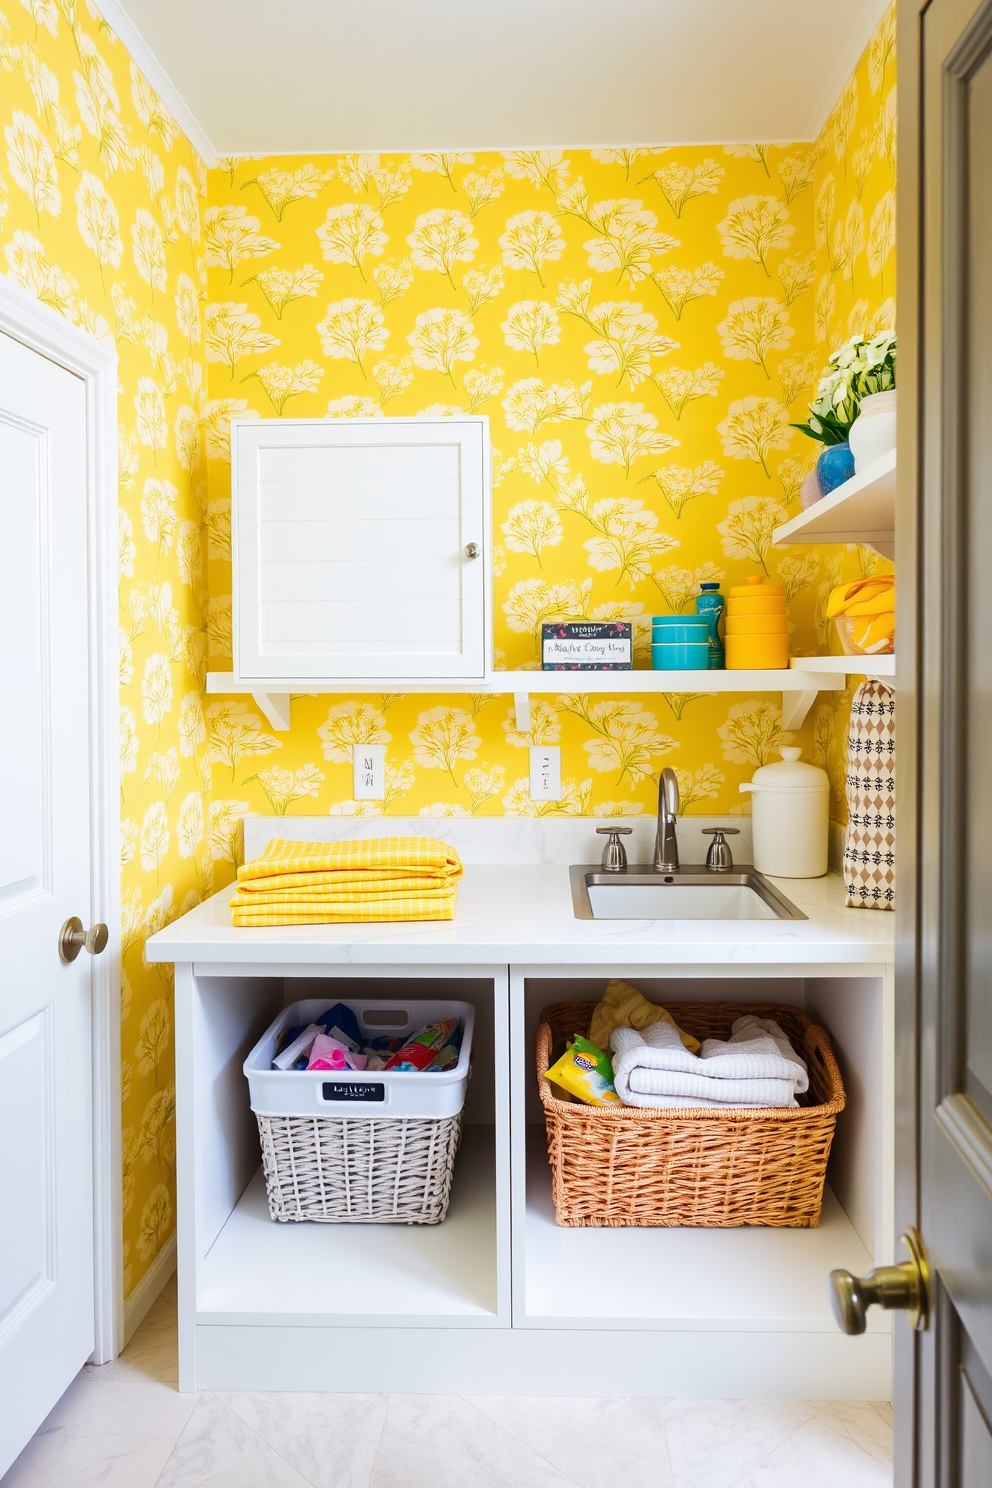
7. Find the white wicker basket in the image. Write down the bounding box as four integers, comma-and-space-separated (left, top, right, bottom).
245, 999, 472, 1224
255, 1109, 462, 1224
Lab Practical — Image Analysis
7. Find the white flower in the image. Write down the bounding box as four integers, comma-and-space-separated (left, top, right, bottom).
75, 171, 121, 274
585, 403, 677, 475
316, 299, 388, 372
501, 301, 560, 360
717, 196, 794, 274
499, 211, 565, 284
5, 111, 60, 218
131, 208, 166, 295
204, 303, 279, 377
407, 308, 478, 379
140, 653, 172, 725
407, 209, 477, 279
316, 203, 387, 275
204, 204, 278, 279
134, 378, 167, 452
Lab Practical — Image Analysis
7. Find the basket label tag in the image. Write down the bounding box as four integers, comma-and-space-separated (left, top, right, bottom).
321, 1081, 385, 1103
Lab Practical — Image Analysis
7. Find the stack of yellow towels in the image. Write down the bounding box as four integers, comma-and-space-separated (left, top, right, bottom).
229, 837, 464, 927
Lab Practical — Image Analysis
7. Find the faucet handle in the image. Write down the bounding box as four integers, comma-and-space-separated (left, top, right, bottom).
596, 825, 632, 872
702, 826, 739, 871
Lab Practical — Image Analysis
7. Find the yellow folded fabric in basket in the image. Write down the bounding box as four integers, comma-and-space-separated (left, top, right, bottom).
588, 978, 701, 1053
230, 837, 463, 926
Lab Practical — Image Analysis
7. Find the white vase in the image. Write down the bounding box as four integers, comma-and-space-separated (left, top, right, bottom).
848, 389, 897, 473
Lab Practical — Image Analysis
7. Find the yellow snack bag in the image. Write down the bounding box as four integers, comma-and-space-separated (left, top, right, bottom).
546, 1035, 623, 1106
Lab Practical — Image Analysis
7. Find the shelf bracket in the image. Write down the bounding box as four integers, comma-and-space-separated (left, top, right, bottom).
253, 691, 292, 732
780, 688, 821, 731
514, 691, 531, 733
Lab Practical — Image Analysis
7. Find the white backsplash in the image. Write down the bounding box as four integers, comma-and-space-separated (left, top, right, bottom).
242, 814, 753, 866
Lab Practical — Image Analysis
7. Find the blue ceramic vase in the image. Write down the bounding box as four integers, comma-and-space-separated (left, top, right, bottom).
816, 442, 855, 496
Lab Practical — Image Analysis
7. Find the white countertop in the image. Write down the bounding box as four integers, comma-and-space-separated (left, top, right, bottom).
144, 863, 894, 968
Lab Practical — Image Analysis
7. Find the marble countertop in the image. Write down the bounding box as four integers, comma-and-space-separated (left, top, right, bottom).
145, 818, 895, 968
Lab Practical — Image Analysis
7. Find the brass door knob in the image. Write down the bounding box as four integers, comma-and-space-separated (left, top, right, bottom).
829, 1226, 930, 1334
59, 917, 109, 964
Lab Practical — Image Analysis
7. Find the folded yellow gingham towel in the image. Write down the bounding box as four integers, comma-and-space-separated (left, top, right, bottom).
230, 837, 463, 926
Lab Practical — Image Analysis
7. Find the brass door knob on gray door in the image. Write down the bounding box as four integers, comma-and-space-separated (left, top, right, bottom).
58, 917, 109, 963
829, 1226, 931, 1334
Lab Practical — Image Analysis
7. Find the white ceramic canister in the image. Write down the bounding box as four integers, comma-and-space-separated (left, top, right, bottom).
739, 747, 829, 878
848, 389, 897, 473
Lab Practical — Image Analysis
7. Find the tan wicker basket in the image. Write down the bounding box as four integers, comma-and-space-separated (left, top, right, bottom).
537, 1001, 845, 1228
255, 1111, 462, 1224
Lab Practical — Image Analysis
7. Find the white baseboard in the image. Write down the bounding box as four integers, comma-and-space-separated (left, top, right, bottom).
123, 1232, 176, 1347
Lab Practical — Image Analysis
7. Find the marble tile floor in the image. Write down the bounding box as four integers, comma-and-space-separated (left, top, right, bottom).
2, 1277, 893, 1488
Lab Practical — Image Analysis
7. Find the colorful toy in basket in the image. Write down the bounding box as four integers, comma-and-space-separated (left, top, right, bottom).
385, 1018, 459, 1071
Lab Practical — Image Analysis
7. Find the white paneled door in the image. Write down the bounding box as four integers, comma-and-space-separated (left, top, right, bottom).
0, 332, 98, 1473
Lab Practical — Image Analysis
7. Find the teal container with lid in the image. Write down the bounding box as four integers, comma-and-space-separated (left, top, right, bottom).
694, 583, 725, 670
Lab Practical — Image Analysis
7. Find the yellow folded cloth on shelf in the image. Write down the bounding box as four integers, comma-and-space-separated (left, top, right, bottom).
236, 836, 463, 886
230, 836, 463, 927
231, 896, 458, 927
588, 978, 701, 1054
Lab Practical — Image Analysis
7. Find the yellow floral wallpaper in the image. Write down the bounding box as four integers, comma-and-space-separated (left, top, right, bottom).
809, 3, 897, 816
204, 147, 829, 833
0, 0, 209, 1298
0, 0, 896, 1303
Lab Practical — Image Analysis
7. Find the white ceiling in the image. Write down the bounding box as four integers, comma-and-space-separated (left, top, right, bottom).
101, 0, 890, 162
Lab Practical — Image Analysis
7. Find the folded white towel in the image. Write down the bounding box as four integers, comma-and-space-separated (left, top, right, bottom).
610, 1015, 808, 1109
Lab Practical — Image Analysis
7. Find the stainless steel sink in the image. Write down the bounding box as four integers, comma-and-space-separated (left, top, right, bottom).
569, 865, 807, 921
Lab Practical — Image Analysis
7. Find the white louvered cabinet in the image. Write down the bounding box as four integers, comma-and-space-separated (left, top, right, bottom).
230, 416, 491, 683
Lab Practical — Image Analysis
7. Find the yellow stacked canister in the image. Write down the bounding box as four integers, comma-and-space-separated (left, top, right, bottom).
725, 577, 789, 670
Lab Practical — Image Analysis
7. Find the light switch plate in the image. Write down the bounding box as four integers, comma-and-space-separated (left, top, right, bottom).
529, 745, 561, 801
353, 743, 386, 800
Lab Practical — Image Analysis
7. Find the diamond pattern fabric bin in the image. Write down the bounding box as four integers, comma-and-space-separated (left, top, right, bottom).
843, 680, 896, 909
537, 1001, 845, 1228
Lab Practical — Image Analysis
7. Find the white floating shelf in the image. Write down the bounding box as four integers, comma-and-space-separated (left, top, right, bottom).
773, 450, 895, 558
791, 654, 896, 684
207, 666, 847, 733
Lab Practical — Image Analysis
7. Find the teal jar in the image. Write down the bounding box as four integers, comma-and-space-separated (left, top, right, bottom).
651, 615, 710, 671
694, 583, 725, 670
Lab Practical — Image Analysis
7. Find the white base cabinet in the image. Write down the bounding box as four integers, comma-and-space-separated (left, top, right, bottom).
174, 960, 893, 1399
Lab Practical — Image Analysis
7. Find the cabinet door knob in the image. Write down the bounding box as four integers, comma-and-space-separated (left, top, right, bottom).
59, 917, 109, 964
829, 1226, 931, 1334
464, 542, 480, 559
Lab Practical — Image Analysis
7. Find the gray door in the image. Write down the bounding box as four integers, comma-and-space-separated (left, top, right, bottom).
899, 0, 992, 1480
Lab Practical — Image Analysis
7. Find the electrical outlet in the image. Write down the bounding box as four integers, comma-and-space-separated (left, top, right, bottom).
353, 743, 386, 800
529, 745, 561, 801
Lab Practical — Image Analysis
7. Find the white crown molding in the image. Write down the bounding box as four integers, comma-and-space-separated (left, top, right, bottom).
803, 0, 890, 141
92, 0, 217, 164
215, 135, 818, 157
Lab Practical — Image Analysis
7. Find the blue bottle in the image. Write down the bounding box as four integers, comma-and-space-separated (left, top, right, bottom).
695, 583, 725, 670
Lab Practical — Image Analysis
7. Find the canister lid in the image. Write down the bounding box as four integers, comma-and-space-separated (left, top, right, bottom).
747, 746, 829, 791
728, 576, 787, 599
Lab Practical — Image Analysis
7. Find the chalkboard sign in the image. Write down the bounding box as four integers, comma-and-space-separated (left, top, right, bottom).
542, 621, 633, 670
321, 1082, 386, 1103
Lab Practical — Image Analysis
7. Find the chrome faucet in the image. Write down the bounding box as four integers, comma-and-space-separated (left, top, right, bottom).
654, 767, 680, 871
